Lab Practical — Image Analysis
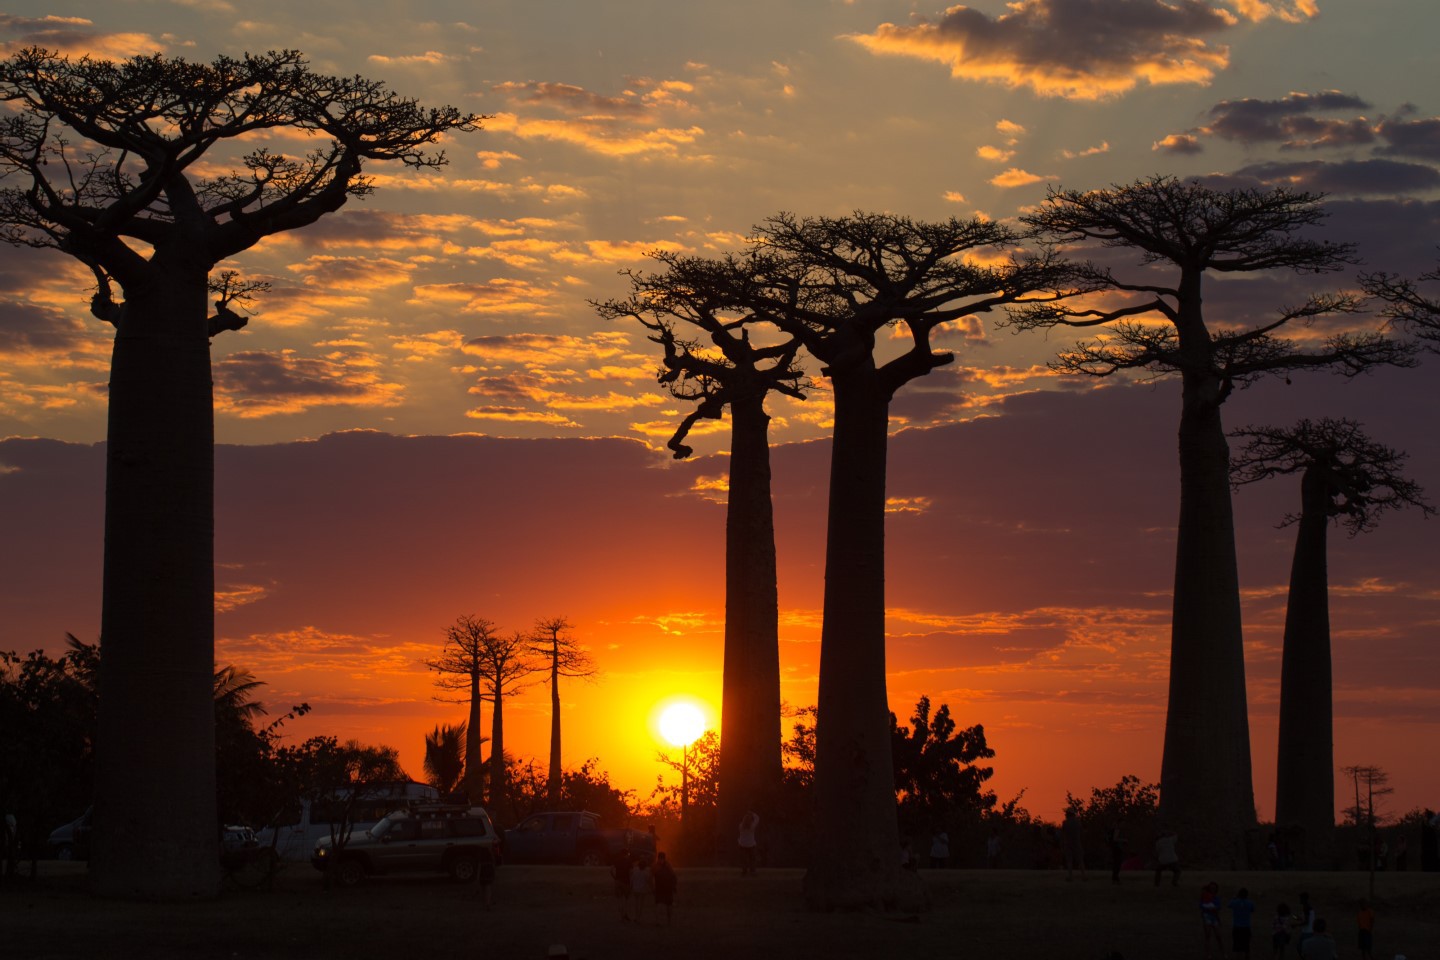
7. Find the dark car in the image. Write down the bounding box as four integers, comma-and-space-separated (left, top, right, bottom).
502, 811, 653, 866
311, 804, 497, 886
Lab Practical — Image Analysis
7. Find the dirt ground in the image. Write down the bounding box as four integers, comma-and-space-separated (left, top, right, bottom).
3, 861, 1437, 960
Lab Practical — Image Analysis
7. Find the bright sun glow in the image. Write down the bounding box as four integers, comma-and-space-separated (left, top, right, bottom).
657, 700, 707, 747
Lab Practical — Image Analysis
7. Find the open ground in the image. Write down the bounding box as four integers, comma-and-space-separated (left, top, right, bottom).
4, 863, 1438, 960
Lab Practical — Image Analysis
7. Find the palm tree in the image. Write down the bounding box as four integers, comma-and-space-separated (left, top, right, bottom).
423, 722, 469, 799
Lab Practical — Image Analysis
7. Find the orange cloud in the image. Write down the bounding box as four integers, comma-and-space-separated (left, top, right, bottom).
847, 0, 1236, 100
990, 167, 1056, 188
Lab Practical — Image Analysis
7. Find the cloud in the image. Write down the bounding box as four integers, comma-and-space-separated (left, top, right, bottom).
1061, 141, 1110, 160
409, 278, 559, 316
847, 0, 1238, 100
0, 14, 168, 58
1205, 91, 1374, 146
1377, 116, 1440, 162
1228, 0, 1318, 23
487, 112, 707, 159
1153, 133, 1204, 154
1228, 158, 1440, 195
213, 349, 405, 418
461, 331, 630, 369
990, 167, 1055, 188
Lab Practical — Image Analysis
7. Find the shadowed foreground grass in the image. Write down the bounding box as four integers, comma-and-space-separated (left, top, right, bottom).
4, 862, 1438, 959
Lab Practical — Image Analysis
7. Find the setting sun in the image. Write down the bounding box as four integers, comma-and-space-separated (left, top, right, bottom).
656, 698, 709, 747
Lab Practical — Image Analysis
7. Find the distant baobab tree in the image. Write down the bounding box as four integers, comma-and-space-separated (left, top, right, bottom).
0, 47, 480, 897
1011, 176, 1415, 864
1231, 418, 1431, 867
731, 212, 1077, 909
427, 616, 502, 804
527, 617, 596, 805
596, 254, 808, 846
481, 630, 541, 810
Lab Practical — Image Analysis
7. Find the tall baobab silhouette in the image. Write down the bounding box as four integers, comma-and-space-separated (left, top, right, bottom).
597, 253, 807, 845
1012, 176, 1415, 863
481, 630, 541, 811
0, 47, 479, 897
427, 616, 502, 803
729, 211, 1076, 908
527, 617, 596, 806
1231, 418, 1431, 867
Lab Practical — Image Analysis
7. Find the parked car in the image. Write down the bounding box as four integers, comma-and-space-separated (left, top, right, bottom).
311, 804, 497, 886
47, 809, 92, 861
501, 811, 654, 866
255, 780, 440, 861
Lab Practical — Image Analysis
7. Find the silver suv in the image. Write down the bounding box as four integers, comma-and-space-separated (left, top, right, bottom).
311, 804, 497, 886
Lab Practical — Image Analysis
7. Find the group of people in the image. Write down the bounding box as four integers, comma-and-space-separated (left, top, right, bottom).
611, 849, 677, 925
1196, 884, 1379, 960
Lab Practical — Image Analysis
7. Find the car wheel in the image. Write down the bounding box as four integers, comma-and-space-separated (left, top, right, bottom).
580, 848, 603, 867
55, 843, 74, 862
449, 855, 478, 883
334, 857, 364, 887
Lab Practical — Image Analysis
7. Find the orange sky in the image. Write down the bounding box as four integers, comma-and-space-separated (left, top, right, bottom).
3, 1, 1440, 823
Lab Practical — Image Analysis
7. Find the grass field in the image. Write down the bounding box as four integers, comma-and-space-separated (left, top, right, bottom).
4, 861, 1438, 960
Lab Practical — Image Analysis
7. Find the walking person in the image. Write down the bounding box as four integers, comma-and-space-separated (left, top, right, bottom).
1270, 903, 1292, 960
1109, 820, 1125, 883
1154, 827, 1181, 887
929, 828, 950, 869
653, 851, 677, 927
1292, 892, 1315, 956
612, 851, 632, 921
1062, 808, 1086, 881
1228, 886, 1256, 959
630, 853, 654, 925
737, 810, 759, 876
1200, 881, 1224, 958
1355, 898, 1375, 960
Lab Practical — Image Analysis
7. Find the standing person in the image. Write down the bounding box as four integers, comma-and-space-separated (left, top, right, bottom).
1298, 918, 1336, 960
1228, 886, 1256, 959
1293, 892, 1315, 956
1394, 834, 1408, 872
611, 852, 632, 921
1271, 903, 1292, 960
476, 840, 497, 907
1062, 808, 1087, 881
1154, 827, 1181, 887
1109, 821, 1125, 884
1200, 881, 1224, 958
929, 828, 950, 869
986, 828, 1002, 868
652, 851, 677, 927
630, 853, 654, 925
1355, 899, 1375, 960
737, 810, 759, 876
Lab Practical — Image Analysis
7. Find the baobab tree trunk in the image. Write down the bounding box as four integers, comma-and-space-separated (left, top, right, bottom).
1273, 467, 1335, 868
804, 369, 910, 910
90, 269, 221, 899
490, 676, 508, 811
1159, 373, 1257, 866
718, 394, 785, 846
547, 656, 561, 806
464, 674, 485, 803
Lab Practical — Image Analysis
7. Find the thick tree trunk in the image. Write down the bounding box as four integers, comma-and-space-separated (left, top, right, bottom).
1273, 468, 1334, 867
803, 368, 910, 910
718, 394, 784, 846
463, 675, 484, 803
90, 271, 221, 899
489, 680, 507, 810
1158, 369, 1256, 866
546, 657, 561, 806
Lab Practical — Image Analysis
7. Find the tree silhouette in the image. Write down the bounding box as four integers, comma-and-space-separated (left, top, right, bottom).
527, 617, 597, 806
1231, 418, 1431, 866
1011, 176, 1414, 863
1362, 261, 1440, 348
423, 722, 468, 799
428, 615, 501, 803
481, 630, 540, 810
0, 47, 478, 898
597, 254, 807, 845
724, 211, 1074, 907
890, 696, 996, 834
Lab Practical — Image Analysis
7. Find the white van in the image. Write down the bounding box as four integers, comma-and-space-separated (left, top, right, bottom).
255, 781, 440, 861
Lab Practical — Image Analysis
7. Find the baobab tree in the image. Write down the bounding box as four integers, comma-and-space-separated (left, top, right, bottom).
731, 212, 1076, 908
1231, 418, 1431, 867
527, 617, 597, 805
1362, 262, 1440, 347
596, 253, 807, 843
427, 616, 501, 804
481, 630, 541, 810
1011, 176, 1414, 863
0, 47, 479, 898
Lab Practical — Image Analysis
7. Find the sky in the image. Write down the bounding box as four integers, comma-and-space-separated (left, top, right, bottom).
2, 1, 1439, 823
